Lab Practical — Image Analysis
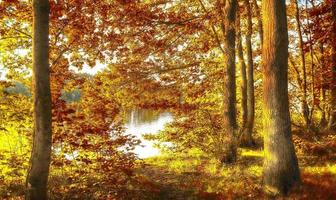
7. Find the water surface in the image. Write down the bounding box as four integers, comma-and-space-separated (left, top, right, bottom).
125, 109, 173, 158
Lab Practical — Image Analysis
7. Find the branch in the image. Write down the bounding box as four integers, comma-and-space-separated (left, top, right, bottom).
0, 35, 30, 40
154, 62, 201, 74
197, 0, 225, 55
149, 16, 201, 26
50, 47, 71, 67
5, 24, 32, 39
50, 39, 77, 67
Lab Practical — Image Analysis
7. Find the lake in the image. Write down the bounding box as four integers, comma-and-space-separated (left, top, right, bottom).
124, 109, 173, 158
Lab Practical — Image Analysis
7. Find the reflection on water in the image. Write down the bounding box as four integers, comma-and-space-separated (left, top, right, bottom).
125, 109, 173, 158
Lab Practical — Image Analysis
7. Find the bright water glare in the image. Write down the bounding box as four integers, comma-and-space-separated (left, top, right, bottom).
125, 110, 173, 158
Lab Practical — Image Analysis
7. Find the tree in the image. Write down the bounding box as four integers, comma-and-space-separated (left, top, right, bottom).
328, 0, 336, 130
240, 0, 255, 146
221, 0, 238, 163
318, 43, 328, 128
236, 8, 248, 134
261, 0, 301, 195
292, 0, 311, 129
300, 0, 336, 131
26, 0, 52, 199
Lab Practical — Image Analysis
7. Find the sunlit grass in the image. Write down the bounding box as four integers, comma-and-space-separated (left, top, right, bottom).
203, 158, 221, 175
328, 164, 336, 174
142, 147, 336, 199
303, 163, 336, 175
240, 148, 264, 157
246, 165, 263, 176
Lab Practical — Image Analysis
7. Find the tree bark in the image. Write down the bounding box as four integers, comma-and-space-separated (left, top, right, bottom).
328, 0, 336, 131
240, 0, 255, 147
236, 9, 248, 131
319, 43, 328, 128
26, 0, 52, 199
320, 87, 328, 128
261, 0, 301, 195
221, 0, 238, 163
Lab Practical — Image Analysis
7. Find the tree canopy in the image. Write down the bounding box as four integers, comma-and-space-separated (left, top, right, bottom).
0, 0, 335, 199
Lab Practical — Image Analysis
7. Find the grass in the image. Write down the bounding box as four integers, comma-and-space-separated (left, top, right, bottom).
139, 145, 336, 200
1, 133, 335, 199
303, 163, 336, 175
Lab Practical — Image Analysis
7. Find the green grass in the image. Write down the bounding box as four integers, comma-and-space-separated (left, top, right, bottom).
141, 147, 336, 199
303, 163, 336, 175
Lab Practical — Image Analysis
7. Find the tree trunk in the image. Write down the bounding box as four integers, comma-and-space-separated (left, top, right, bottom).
293, 0, 310, 129
236, 9, 248, 131
320, 87, 328, 128
252, 0, 263, 46
240, 0, 255, 147
221, 0, 238, 163
26, 0, 52, 199
319, 43, 328, 128
261, 0, 301, 196
328, 0, 336, 131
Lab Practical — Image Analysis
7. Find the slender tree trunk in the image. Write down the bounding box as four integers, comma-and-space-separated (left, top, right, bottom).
320, 87, 328, 128
26, 0, 52, 199
328, 0, 336, 131
221, 0, 238, 163
261, 0, 301, 195
252, 0, 263, 46
240, 0, 255, 146
236, 9, 248, 131
319, 43, 328, 128
306, 0, 317, 129
293, 0, 310, 129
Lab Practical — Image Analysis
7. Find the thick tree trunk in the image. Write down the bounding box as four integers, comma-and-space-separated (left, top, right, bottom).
240, 0, 255, 147
261, 0, 301, 196
293, 0, 310, 129
26, 0, 52, 199
328, 0, 336, 131
236, 10, 248, 131
221, 0, 238, 163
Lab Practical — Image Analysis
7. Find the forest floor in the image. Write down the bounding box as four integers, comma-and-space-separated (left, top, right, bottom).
133, 131, 336, 200
1, 131, 336, 200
